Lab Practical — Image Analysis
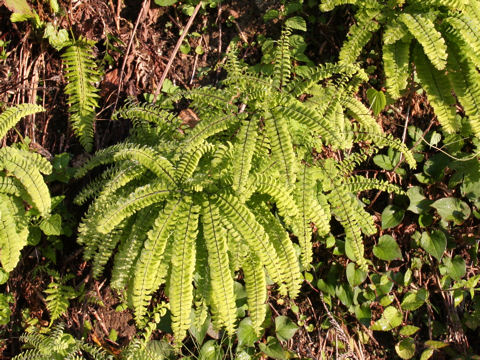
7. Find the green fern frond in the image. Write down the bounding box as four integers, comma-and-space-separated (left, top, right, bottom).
251, 201, 302, 297
232, 117, 259, 194
0, 148, 51, 215
264, 111, 296, 185
0, 195, 27, 272
0, 175, 22, 197
175, 142, 215, 183
273, 26, 292, 90
446, 40, 480, 137
399, 12, 447, 70
344, 96, 383, 132
132, 198, 182, 323
383, 21, 411, 45
202, 198, 237, 335
169, 198, 199, 344
62, 37, 100, 152
339, 10, 380, 65
96, 181, 172, 234
383, 39, 412, 99
0, 104, 44, 140
242, 253, 267, 336
44, 280, 75, 323
320, 0, 364, 12
215, 193, 286, 288
413, 45, 458, 133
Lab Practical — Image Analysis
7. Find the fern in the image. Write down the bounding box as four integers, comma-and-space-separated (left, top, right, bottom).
13, 323, 111, 360
0, 106, 53, 272
62, 37, 100, 152
321, 0, 480, 137
76, 29, 415, 345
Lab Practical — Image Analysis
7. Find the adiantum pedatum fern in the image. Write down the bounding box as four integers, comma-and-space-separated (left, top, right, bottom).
320, 0, 480, 137
75, 28, 415, 344
12, 323, 112, 360
62, 37, 101, 152
0, 104, 53, 273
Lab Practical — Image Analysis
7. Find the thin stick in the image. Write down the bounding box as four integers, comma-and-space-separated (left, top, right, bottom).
112, 0, 150, 114
153, 1, 203, 102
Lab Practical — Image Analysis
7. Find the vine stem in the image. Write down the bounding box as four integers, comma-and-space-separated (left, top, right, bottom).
153, 1, 203, 102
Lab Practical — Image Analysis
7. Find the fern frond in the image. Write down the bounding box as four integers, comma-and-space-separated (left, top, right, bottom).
242, 253, 267, 336
413, 46, 458, 133
0, 148, 51, 215
44, 281, 75, 323
175, 142, 215, 183
0, 175, 22, 197
232, 117, 259, 194
202, 198, 236, 335
110, 210, 156, 289
445, 12, 480, 64
0, 195, 26, 272
294, 165, 331, 267
399, 12, 447, 70
383, 21, 411, 45
273, 26, 292, 90
251, 201, 302, 297
132, 198, 183, 323
96, 181, 172, 234
339, 10, 380, 65
383, 39, 412, 99
215, 193, 285, 288
169, 198, 199, 343
446, 40, 480, 137
344, 96, 382, 133
62, 37, 100, 152
320, 0, 362, 12
264, 111, 296, 185
0, 104, 44, 140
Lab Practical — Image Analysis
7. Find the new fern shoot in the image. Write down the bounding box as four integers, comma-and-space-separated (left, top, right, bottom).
76, 28, 414, 344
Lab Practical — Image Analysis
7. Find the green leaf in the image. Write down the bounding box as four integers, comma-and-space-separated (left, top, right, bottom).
259, 336, 287, 360
371, 306, 402, 331
401, 288, 428, 311
373, 235, 402, 261
431, 197, 471, 225
275, 315, 299, 342
424, 340, 448, 349
444, 255, 466, 281
237, 318, 259, 348
39, 213, 62, 236
395, 338, 416, 359
0, 268, 9, 285
285, 16, 307, 32
381, 205, 405, 229
154, 0, 177, 5
199, 340, 223, 360
407, 186, 432, 214
346, 262, 367, 286
420, 230, 446, 261
373, 154, 396, 170
420, 348, 434, 360
366, 88, 387, 116
399, 325, 420, 336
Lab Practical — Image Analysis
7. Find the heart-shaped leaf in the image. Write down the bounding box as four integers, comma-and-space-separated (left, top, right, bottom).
431, 197, 471, 225
420, 230, 446, 261
366, 88, 387, 116
371, 306, 402, 331
395, 338, 416, 359
444, 255, 466, 281
401, 288, 428, 311
381, 205, 405, 229
373, 235, 402, 261
275, 316, 298, 342
346, 262, 367, 286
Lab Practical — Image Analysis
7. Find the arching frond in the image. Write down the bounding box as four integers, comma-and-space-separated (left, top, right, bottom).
383, 39, 412, 99
399, 12, 447, 70
62, 37, 100, 152
242, 253, 267, 336
169, 198, 199, 343
413, 46, 458, 133
0, 104, 44, 140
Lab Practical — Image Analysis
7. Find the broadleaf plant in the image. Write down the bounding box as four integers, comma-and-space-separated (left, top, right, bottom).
75, 28, 414, 344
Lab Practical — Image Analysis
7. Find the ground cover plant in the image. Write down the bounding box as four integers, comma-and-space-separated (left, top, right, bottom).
0, 0, 479, 359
